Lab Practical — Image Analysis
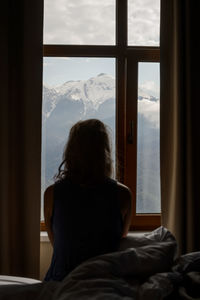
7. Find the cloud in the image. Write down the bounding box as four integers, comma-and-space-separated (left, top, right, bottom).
44, 0, 160, 46
43, 62, 53, 67
43, 57, 71, 67
85, 58, 101, 62
138, 99, 160, 128
44, 0, 115, 45
140, 80, 159, 97
128, 0, 160, 45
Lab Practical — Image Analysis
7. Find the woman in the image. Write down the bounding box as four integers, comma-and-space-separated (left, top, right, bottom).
44, 119, 132, 281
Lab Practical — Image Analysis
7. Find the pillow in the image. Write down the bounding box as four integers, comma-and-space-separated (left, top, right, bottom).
119, 226, 177, 251
173, 251, 200, 273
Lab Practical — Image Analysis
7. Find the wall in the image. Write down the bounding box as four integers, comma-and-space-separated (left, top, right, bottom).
40, 234, 52, 280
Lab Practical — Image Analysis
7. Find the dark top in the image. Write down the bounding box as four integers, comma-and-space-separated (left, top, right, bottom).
45, 177, 123, 281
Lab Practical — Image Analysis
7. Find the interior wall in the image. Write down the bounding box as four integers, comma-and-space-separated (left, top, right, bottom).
40, 240, 52, 280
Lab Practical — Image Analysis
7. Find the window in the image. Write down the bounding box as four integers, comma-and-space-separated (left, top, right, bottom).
41, 0, 161, 231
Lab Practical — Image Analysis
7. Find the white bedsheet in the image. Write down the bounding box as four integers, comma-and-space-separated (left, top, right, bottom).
0, 227, 199, 300
0, 275, 41, 286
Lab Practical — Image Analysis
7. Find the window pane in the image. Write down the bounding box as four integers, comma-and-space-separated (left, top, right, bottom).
41, 57, 116, 220
128, 0, 160, 46
137, 62, 160, 213
44, 0, 115, 45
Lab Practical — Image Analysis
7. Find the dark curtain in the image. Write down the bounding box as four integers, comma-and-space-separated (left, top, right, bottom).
0, 1, 43, 278
160, 0, 200, 253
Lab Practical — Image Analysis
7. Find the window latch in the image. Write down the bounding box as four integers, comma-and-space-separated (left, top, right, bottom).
127, 120, 134, 144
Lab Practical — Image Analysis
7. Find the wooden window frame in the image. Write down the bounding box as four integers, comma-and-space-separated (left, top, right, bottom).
126, 49, 161, 231
41, 0, 161, 231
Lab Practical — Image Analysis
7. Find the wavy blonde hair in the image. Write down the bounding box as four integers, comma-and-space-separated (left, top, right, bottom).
56, 119, 113, 184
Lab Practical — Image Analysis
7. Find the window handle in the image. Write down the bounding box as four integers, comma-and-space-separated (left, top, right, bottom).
127, 120, 134, 144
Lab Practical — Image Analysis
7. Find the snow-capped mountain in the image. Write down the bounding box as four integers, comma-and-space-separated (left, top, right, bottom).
43, 86, 58, 120
43, 73, 115, 120
55, 73, 114, 106
138, 88, 158, 102
43, 73, 159, 121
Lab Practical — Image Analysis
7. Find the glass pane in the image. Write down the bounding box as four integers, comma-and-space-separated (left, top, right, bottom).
44, 0, 115, 45
137, 62, 161, 213
128, 0, 160, 46
41, 57, 116, 220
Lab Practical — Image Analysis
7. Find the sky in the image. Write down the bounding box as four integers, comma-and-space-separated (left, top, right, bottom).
43, 0, 160, 46
43, 57, 115, 86
43, 58, 159, 98
43, 0, 160, 97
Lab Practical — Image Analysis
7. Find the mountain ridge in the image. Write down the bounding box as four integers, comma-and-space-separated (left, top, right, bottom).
43, 73, 158, 120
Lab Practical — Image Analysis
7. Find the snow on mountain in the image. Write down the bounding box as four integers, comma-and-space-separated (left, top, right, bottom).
52, 73, 115, 115
43, 85, 60, 120
43, 73, 159, 120
138, 88, 158, 102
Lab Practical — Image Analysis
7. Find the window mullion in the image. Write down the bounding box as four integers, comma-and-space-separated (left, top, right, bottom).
125, 56, 138, 220
115, 0, 127, 182
116, 0, 127, 48
43, 45, 118, 57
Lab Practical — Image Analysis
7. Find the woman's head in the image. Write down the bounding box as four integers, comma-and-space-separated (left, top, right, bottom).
56, 119, 113, 184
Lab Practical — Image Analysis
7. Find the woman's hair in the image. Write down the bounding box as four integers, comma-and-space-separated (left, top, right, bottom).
55, 119, 113, 184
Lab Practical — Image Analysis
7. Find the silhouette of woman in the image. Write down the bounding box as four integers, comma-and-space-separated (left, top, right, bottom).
44, 119, 132, 281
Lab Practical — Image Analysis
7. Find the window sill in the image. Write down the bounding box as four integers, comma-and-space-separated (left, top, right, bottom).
40, 231, 49, 242
40, 231, 149, 243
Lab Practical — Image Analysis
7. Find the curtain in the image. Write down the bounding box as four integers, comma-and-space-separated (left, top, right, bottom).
160, 0, 200, 254
0, 1, 43, 278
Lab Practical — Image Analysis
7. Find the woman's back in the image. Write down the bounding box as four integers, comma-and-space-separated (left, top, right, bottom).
44, 119, 132, 281
45, 177, 123, 281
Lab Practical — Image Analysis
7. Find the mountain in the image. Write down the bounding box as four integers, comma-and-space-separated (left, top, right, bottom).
41, 73, 160, 217
43, 73, 115, 119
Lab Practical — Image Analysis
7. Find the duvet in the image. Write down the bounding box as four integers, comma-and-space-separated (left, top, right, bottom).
0, 226, 200, 300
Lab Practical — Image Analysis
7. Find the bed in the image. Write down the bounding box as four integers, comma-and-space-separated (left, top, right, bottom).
0, 275, 41, 286
0, 226, 200, 299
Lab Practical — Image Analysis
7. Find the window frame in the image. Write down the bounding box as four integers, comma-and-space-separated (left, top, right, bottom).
41, 0, 161, 231
126, 48, 161, 230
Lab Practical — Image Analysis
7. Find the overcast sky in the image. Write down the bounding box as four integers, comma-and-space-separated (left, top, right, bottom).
43, 0, 160, 96
128, 0, 160, 46
44, 0, 160, 45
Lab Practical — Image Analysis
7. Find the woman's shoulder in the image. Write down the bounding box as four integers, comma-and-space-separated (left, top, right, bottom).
44, 184, 54, 195
116, 181, 132, 194
116, 182, 132, 216
44, 185, 55, 224
44, 184, 54, 207
105, 178, 132, 196
44, 178, 69, 198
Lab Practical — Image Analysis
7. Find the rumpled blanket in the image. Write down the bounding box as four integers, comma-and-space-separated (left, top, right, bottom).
0, 226, 200, 300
